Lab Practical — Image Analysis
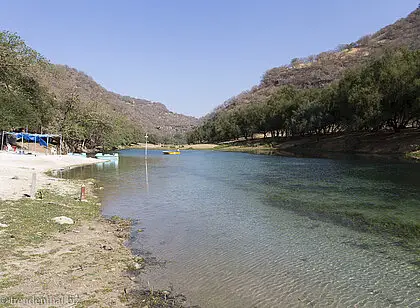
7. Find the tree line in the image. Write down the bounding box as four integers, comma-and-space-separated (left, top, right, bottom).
0, 31, 142, 151
187, 48, 420, 144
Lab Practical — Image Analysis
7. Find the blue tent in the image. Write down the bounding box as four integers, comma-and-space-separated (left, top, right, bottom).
2, 132, 62, 154
14, 133, 49, 147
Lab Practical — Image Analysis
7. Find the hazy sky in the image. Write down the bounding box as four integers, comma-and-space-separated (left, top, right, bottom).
1, 1, 418, 117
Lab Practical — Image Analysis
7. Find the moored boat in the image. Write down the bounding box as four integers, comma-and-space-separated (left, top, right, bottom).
95, 153, 119, 160
67, 152, 87, 157
162, 150, 180, 155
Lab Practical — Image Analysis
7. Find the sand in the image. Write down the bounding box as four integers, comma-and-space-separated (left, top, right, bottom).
0, 152, 98, 200
0, 152, 140, 307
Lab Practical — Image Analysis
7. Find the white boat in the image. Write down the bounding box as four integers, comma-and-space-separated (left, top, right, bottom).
95, 153, 119, 160
67, 152, 87, 158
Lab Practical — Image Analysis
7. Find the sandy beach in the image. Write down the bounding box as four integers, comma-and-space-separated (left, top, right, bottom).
0, 152, 98, 200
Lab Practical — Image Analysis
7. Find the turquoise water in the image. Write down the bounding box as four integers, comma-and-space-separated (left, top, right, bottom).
64, 150, 420, 307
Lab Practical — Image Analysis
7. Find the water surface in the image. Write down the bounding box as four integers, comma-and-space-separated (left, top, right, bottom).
64, 150, 420, 308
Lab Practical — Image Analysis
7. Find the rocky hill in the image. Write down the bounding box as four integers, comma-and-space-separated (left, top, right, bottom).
33, 64, 198, 142
212, 7, 420, 114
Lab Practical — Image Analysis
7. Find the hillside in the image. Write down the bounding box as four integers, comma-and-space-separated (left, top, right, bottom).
189, 7, 420, 151
33, 64, 198, 143
213, 7, 420, 114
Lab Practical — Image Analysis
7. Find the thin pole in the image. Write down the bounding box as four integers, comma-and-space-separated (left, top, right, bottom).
1, 131, 4, 151
145, 133, 148, 160
46, 136, 49, 155
145, 158, 149, 192
21, 132, 24, 153
59, 135, 62, 155
33, 133, 36, 153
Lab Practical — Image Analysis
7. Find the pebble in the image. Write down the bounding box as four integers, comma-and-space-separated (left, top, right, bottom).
52, 216, 74, 225
0, 223, 8, 228
100, 244, 113, 251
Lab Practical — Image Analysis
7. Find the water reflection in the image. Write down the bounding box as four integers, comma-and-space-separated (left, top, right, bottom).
96, 159, 119, 171
145, 158, 149, 192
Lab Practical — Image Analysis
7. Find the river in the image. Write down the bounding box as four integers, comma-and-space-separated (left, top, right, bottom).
63, 150, 420, 308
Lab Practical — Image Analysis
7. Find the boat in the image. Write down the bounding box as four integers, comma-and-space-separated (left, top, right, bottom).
67, 152, 87, 158
162, 150, 180, 155
95, 153, 119, 160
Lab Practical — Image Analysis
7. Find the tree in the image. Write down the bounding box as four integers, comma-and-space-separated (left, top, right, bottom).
375, 49, 420, 131
0, 31, 53, 132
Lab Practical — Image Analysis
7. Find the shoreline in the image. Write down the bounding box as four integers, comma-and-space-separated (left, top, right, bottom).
0, 152, 136, 306
121, 143, 218, 151
213, 144, 418, 162
0, 152, 99, 201
0, 152, 190, 307
120, 131, 419, 160
209, 130, 420, 161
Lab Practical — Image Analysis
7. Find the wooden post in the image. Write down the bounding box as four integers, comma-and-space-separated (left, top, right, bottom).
80, 185, 87, 201
59, 135, 62, 155
30, 172, 37, 199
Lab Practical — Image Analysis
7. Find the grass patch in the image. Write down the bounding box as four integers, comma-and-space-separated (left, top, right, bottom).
406, 150, 420, 160
75, 297, 99, 308
0, 276, 21, 290
0, 189, 101, 259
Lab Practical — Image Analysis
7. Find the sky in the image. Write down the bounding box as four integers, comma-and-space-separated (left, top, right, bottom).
0, 1, 418, 117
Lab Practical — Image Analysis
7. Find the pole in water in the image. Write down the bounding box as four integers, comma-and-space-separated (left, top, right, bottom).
80, 185, 87, 202
145, 133, 148, 160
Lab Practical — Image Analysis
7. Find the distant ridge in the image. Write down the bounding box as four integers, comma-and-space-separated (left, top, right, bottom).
33, 64, 198, 142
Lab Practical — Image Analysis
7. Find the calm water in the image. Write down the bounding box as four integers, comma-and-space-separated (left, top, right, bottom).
64, 150, 420, 308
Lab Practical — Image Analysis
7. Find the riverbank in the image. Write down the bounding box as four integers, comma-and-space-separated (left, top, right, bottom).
0, 190, 138, 307
0, 153, 136, 307
0, 152, 99, 200
123, 143, 218, 151
213, 130, 420, 159
0, 152, 191, 308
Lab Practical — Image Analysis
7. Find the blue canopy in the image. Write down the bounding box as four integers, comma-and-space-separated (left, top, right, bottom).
13, 133, 58, 147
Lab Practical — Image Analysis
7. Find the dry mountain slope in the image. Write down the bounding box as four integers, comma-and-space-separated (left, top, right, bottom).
35, 63, 198, 142
214, 7, 420, 113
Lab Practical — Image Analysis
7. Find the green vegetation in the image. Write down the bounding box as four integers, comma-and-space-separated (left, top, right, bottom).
266, 182, 420, 250
0, 189, 101, 258
0, 31, 143, 151
407, 150, 420, 159
188, 49, 420, 144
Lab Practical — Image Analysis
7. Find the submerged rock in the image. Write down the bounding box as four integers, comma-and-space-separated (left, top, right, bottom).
52, 216, 74, 225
